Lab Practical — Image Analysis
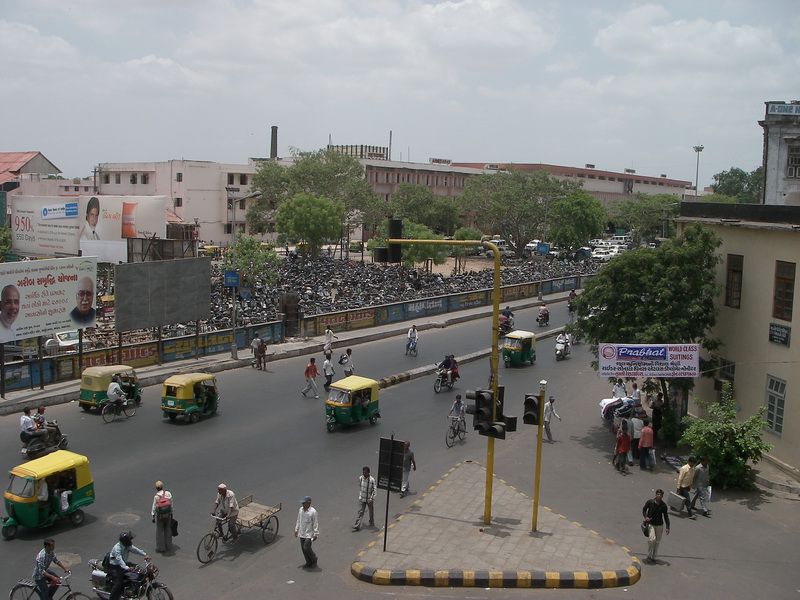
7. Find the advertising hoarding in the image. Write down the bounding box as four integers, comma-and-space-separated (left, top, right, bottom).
598, 343, 699, 378
10, 195, 166, 261
0, 257, 98, 342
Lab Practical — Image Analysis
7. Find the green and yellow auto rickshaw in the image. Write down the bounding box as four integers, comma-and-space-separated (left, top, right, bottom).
2, 450, 95, 540
161, 373, 219, 423
502, 330, 536, 367
79, 365, 141, 412
325, 375, 380, 432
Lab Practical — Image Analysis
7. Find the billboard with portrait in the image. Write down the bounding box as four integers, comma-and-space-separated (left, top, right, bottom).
0, 257, 98, 342
10, 195, 166, 262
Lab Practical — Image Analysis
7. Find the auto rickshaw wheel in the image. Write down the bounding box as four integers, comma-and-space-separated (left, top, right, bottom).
2, 523, 17, 540
326, 422, 335, 433
189, 412, 200, 424
69, 509, 85, 527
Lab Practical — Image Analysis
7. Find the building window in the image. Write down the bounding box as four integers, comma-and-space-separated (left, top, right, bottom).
174, 197, 183, 207
240, 174, 248, 185
765, 375, 786, 434
176, 172, 183, 182
725, 254, 743, 308
130, 174, 137, 184
773, 260, 795, 321
787, 146, 800, 178
142, 174, 149, 184
102, 174, 110, 184
115, 174, 121, 184
228, 173, 234, 185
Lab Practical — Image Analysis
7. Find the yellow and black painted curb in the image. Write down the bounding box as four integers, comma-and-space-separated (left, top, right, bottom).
350, 562, 641, 588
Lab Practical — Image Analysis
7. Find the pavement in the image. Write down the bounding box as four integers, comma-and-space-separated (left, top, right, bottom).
3, 290, 797, 590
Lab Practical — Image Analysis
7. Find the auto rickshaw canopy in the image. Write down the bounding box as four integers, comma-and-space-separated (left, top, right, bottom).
9, 451, 92, 490
81, 365, 137, 392
162, 373, 216, 400
326, 375, 379, 406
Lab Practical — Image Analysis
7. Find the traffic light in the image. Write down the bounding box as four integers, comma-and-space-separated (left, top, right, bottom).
466, 389, 506, 439
523, 393, 539, 425
388, 218, 402, 263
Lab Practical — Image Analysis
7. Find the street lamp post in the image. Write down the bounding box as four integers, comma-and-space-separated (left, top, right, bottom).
693, 145, 704, 197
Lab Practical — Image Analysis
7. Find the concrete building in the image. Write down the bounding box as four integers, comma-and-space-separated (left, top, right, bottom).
678, 202, 800, 473
760, 100, 800, 206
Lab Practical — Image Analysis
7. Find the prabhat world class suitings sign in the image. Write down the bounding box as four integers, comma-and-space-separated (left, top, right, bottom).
598, 343, 699, 378
0, 257, 98, 343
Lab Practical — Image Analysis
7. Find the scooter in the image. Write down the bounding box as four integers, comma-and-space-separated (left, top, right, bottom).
88, 557, 173, 600
555, 336, 571, 361
20, 421, 68, 459
536, 312, 550, 327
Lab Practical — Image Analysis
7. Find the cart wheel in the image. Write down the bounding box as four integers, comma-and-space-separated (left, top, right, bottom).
167, 413, 177, 422
433, 378, 442, 393
2, 523, 18, 540
101, 403, 115, 423
369, 415, 378, 425
123, 402, 137, 418
326, 422, 335, 433
445, 427, 456, 448
196, 533, 218, 564
69, 509, 85, 527
262, 515, 279, 544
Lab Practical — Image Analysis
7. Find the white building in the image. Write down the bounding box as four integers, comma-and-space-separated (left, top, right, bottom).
760, 100, 800, 206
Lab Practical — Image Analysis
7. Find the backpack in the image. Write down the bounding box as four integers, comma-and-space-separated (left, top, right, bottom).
338, 353, 347, 365
155, 493, 172, 515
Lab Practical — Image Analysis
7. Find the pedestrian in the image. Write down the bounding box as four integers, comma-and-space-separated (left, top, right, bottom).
323, 326, 338, 355
352, 466, 376, 531
630, 409, 645, 460
294, 496, 319, 568
676, 457, 697, 519
543, 396, 561, 442
614, 420, 631, 473
301, 357, 320, 399
339, 348, 355, 377
250, 334, 260, 357
642, 489, 670, 564
31, 538, 70, 600
400, 440, 416, 497
650, 392, 664, 439
638, 419, 655, 470
690, 456, 711, 517
322, 355, 335, 390
611, 378, 628, 398
150, 480, 173, 553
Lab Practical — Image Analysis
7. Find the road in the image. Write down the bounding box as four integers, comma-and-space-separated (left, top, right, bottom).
1, 303, 798, 599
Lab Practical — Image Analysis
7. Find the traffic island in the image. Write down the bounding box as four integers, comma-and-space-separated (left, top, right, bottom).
352, 461, 641, 589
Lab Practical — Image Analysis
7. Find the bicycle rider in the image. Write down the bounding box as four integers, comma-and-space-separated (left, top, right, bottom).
448, 394, 466, 429
31, 538, 69, 600
212, 483, 239, 541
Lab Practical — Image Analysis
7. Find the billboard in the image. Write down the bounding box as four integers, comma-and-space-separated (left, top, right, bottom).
10, 195, 166, 261
0, 257, 98, 342
598, 343, 699, 378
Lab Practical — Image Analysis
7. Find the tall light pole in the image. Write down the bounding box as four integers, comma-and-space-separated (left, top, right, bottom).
693, 145, 704, 197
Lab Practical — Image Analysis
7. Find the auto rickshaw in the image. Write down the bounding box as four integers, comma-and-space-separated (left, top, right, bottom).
2, 450, 94, 540
502, 330, 536, 367
161, 373, 219, 423
325, 375, 380, 432
79, 365, 141, 412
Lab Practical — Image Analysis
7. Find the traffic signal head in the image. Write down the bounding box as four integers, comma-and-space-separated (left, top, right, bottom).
523, 393, 539, 425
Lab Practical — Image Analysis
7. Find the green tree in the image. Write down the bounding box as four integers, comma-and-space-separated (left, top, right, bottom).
275, 193, 344, 258
610, 193, 681, 241
680, 382, 772, 489
222, 234, 280, 284
0, 227, 11, 259
461, 170, 580, 257
711, 166, 763, 204
549, 191, 606, 251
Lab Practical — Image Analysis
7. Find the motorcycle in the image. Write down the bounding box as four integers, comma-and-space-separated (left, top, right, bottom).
88, 557, 173, 600
555, 336, 571, 361
433, 367, 456, 393
20, 421, 68, 459
498, 315, 514, 337
536, 312, 550, 327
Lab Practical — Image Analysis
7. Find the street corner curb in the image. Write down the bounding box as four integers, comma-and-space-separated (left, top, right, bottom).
350, 563, 641, 589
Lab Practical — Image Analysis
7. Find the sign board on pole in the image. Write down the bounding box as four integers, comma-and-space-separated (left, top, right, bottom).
377, 437, 405, 492
598, 343, 699, 378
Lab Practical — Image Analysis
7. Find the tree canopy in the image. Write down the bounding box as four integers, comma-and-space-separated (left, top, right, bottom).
222, 234, 280, 284
460, 170, 581, 257
711, 166, 763, 204
610, 193, 681, 241
389, 184, 461, 235
549, 191, 606, 251
274, 192, 344, 258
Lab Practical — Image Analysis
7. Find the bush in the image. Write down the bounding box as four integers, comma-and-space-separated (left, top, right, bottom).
679, 382, 772, 489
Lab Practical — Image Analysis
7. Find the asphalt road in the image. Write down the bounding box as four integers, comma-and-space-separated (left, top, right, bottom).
1, 303, 798, 599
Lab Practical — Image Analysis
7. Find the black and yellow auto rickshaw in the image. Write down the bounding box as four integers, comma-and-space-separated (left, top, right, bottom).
325, 376, 380, 432
161, 373, 219, 423
79, 365, 141, 412
2, 450, 94, 540
502, 330, 536, 367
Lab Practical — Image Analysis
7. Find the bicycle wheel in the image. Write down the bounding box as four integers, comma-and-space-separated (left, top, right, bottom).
10, 583, 36, 600
445, 425, 456, 448
196, 532, 219, 564
68, 593, 92, 599
262, 515, 279, 544
457, 420, 466, 441
101, 403, 116, 423
122, 401, 136, 418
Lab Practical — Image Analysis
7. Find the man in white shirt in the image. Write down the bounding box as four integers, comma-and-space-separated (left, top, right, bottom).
295, 496, 319, 568
543, 396, 562, 442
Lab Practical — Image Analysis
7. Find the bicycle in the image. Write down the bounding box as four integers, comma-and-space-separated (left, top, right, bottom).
10, 572, 90, 600
445, 416, 466, 448
101, 397, 137, 424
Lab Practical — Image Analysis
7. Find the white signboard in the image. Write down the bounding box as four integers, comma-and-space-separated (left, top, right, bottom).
0, 257, 98, 342
598, 343, 699, 378
11, 195, 166, 261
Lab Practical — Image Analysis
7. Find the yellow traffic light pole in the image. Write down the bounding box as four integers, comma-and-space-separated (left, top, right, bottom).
532, 379, 547, 531
389, 238, 500, 525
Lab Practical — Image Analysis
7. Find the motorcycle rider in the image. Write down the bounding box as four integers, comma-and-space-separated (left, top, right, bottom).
107, 531, 149, 600
405, 325, 418, 355
437, 355, 454, 384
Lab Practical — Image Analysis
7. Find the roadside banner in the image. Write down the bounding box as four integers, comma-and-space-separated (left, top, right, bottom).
598, 343, 699, 378
0, 257, 98, 342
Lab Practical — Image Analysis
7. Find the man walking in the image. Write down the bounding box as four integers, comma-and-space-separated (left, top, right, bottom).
322, 355, 335, 390
642, 489, 670, 564
352, 466, 376, 531
294, 496, 319, 568
301, 357, 320, 399
690, 456, 711, 517
400, 441, 416, 497
676, 457, 697, 519
543, 396, 561, 442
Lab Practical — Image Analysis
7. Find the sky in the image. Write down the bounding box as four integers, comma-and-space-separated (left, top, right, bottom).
2, 0, 798, 187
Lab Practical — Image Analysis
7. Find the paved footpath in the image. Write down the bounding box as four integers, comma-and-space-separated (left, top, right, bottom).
353, 460, 640, 588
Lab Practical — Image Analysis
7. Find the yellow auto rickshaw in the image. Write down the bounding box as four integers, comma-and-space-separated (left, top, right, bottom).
325, 375, 380, 432
2, 450, 94, 540
161, 373, 219, 423
79, 365, 141, 412
502, 330, 536, 367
